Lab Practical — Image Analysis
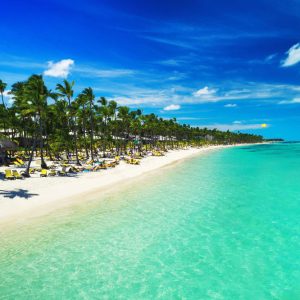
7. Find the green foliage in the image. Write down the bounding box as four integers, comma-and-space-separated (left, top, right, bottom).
0, 75, 264, 160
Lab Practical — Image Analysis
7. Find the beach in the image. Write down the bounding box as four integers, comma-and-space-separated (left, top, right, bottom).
0, 145, 231, 225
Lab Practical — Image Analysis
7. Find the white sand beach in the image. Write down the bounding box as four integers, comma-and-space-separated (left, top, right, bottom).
0, 145, 235, 224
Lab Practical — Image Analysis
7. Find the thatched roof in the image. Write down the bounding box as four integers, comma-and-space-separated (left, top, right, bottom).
0, 139, 18, 151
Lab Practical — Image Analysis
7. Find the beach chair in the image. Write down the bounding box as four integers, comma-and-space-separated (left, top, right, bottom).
12, 170, 23, 179
132, 159, 140, 165
92, 165, 101, 171
86, 159, 94, 165
29, 168, 36, 174
71, 166, 80, 172
40, 169, 48, 177
102, 162, 109, 169
14, 158, 26, 167
13, 161, 23, 168
48, 169, 57, 176
5, 169, 15, 180
16, 158, 26, 165
57, 169, 67, 176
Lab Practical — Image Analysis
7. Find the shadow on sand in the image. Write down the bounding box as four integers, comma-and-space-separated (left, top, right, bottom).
0, 189, 39, 199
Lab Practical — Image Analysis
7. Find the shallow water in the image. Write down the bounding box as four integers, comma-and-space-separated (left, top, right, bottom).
1, 143, 300, 299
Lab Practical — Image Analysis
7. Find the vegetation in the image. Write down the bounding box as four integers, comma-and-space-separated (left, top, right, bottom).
0, 75, 263, 169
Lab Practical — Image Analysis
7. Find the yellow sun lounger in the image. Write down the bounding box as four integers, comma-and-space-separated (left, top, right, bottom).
48, 169, 57, 176
13, 161, 23, 167
29, 168, 36, 174
12, 170, 23, 179
5, 170, 15, 180
16, 158, 25, 165
40, 169, 48, 177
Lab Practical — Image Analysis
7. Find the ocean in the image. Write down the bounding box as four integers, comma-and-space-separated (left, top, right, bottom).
1, 143, 299, 299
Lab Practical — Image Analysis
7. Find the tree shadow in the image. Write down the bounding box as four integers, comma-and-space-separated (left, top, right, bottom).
0, 189, 39, 199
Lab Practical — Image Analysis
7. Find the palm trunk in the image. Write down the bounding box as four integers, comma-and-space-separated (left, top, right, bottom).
1, 93, 7, 135
82, 111, 89, 159
24, 133, 37, 177
89, 102, 94, 161
38, 112, 47, 169
73, 116, 80, 165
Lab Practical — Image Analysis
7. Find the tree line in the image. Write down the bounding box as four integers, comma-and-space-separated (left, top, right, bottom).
0, 75, 263, 170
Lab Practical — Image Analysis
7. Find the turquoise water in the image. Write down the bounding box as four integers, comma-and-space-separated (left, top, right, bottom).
1, 143, 300, 299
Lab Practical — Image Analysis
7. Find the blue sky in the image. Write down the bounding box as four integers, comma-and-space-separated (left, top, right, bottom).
1, 0, 300, 140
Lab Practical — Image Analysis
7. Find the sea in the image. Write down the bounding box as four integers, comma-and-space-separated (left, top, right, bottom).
0, 143, 299, 299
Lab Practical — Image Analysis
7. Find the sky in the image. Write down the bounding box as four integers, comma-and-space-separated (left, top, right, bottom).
1, 0, 300, 140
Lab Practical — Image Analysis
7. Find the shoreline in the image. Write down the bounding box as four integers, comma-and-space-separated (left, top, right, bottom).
0, 144, 257, 226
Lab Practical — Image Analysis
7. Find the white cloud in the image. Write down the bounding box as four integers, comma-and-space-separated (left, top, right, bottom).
0, 60, 45, 69
278, 98, 300, 104
167, 71, 186, 81
194, 86, 216, 97
191, 86, 219, 103
75, 66, 135, 78
163, 104, 181, 111
44, 59, 74, 77
176, 117, 206, 120
265, 53, 277, 62
224, 103, 237, 107
158, 59, 182, 66
196, 123, 269, 131
282, 43, 300, 67
141, 36, 195, 49
3, 90, 14, 104
233, 120, 242, 124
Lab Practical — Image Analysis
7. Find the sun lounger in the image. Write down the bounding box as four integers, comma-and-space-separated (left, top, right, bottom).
16, 158, 25, 165
29, 168, 36, 174
12, 170, 23, 179
13, 161, 23, 167
48, 169, 57, 176
5, 170, 15, 180
57, 170, 66, 176
40, 169, 48, 177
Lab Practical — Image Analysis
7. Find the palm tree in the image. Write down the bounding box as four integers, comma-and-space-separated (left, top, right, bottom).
82, 87, 95, 160
56, 79, 80, 164
1, 74, 265, 169
56, 80, 74, 106
23, 75, 51, 173
0, 79, 8, 136
75, 93, 90, 158
97, 97, 114, 156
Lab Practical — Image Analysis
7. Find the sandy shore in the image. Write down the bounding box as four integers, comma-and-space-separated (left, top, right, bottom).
0, 145, 238, 224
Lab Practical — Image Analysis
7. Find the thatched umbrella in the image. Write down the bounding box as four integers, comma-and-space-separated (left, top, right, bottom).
0, 139, 18, 165
0, 139, 18, 151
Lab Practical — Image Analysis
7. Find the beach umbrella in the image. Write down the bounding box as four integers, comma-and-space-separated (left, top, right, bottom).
0, 139, 17, 151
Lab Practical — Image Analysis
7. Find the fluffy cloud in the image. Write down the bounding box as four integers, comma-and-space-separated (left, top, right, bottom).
163, 104, 181, 111
278, 98, 300, 104
44, 59, 74, 77
224, 103, 237, 107
282, 43, 300, 67
193, 86, 217, 98
189, 86, 220, 103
